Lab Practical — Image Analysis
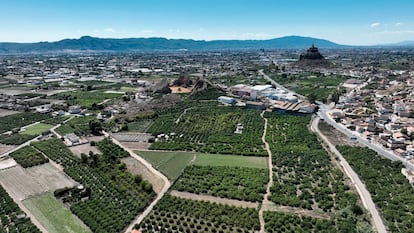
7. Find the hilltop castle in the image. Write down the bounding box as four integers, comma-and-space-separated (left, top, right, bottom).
299, 44, 324, 60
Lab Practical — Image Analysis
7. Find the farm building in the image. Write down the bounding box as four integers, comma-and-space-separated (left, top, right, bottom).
65, 133, 80, 145
218, 96, 237, 105
245, 101, 266, 110
68, 105, 81, 114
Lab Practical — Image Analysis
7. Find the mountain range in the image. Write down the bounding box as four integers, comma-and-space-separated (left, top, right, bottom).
0, 36, 412, 53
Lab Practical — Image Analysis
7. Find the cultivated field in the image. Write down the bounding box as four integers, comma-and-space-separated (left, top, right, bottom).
137, 150, 268, 181
0, 143, 15, 155
69, 143, 101, 158
0, 109, 20, 117
23, 193, 91, 233
111, 132, 153, 142
0, 163, 77, 200
0, 158, 17, 170
120, 141, 151, 150
126, 119, 154, 132
194, 153, 268, 169
121, 157, 165, 193
136, 150, 195, 180
21, 123, 54, 135
170, 190, 259, 208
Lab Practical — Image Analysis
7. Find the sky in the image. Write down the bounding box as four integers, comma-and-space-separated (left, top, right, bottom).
0, 0, 413, 45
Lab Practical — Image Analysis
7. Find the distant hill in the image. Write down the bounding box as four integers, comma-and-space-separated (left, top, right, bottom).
386, 41, 414, 47
0, 36, 347, 53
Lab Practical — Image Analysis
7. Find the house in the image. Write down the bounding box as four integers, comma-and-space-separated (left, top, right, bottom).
394, 148, 408, 157
387, 138, 406, 150
401, 168, 414, 184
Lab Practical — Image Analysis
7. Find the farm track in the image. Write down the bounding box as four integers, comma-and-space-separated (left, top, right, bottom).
0, 178, 49, 233
103, 132, 171, 233
170, 190, 259, 208
258, 111, 273, 233
311, 117, 387, 233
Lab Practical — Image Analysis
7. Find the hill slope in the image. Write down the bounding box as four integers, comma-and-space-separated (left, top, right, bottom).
0, 36, 345, 53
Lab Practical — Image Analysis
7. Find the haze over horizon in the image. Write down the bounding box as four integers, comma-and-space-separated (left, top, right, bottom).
1, 0, 414, 45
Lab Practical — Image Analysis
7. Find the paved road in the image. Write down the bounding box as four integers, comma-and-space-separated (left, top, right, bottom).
258, 111, 274, 233
102, 132, 171, 233
317, 103, 414, 171
311, 117, 388, 233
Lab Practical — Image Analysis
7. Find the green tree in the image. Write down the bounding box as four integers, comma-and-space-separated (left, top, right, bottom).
89, 120, 102, 135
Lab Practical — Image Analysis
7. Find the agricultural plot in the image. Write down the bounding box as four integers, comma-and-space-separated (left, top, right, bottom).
55, 116, 95, 136
0, 163, 76, 200
264, 113, 371, 230
33, 139, 156, 233
173, 165, 268, 202
0, 112, 50, 134
0, 133, 36, 145
52, 90, 122, 107
9, 146, 49, 168
41, 115, 71, 125
126, 120, 154, 133
121, 157, 165, 194
0, 144, 15, 155
194, 153, 268, 169
69, 143, 101, 158
0, 185, 41, 233
136, 150, 194, 181
21, 123, 53, 136
0, 158, 17, 170
149, 104, 267, 156
111, 133, 153, 142
270, 74, 349, 102
23, 193, 91, 233
0, 109, 20, 117
139, 194, 260, 233
264, 211, 338, 233
338, 146, 414, 233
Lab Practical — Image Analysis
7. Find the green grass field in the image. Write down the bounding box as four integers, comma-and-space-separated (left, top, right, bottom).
23, 193, 91, 233
21, 123, 54, 135
55, 90, 123, 107
137, 150, 268, 180
194, 154, 267, 169
137, 150, 194, 181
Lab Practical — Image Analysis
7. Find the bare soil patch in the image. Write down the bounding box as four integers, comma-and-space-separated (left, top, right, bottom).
86, 135, 105, 142
170, 86, 192, 93
121, 157, 165, 193
0, 163, 77, 200
318, 121, 357, 146
170, 190, 259, 209
120, 141, 151, 150
111, 133, 152, 142
69, 143, 101, 158
0, 144, 15, 155
0, 158, 17, 170
263, 201, 331, 220
0, 110, 20, 117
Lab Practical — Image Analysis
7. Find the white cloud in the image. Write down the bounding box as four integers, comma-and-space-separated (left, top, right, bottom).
395, 22, 404, 27
370, 22, 381, 28
104, 28, 115, 33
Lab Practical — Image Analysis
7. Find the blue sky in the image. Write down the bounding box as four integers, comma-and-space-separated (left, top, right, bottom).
0, 0, 413, 45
